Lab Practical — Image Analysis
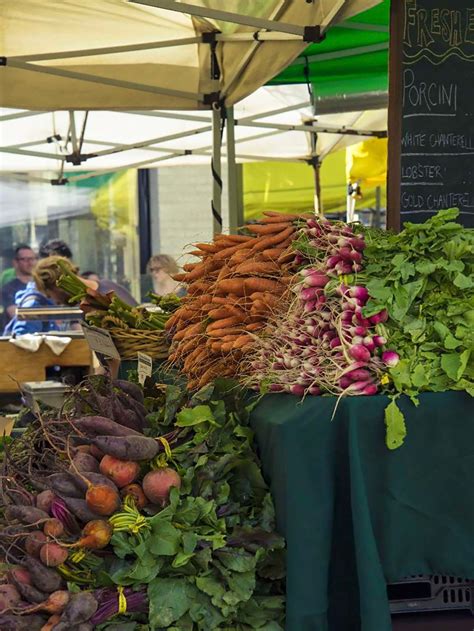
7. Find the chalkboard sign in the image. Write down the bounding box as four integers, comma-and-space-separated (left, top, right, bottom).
400, 0, 474, 227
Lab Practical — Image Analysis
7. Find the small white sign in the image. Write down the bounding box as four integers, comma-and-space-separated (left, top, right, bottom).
137, 352, 153, 385
81, 323, 120, 360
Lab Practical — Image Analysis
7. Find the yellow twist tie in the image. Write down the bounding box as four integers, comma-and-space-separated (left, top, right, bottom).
381, 374, 390, 385
158, 436, 173, 460
342, 274, 349, 284
117, 586, 127, 615
71, 549, 86, 564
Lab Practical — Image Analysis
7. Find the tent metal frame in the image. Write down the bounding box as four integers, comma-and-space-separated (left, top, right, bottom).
0, 0, 387, 230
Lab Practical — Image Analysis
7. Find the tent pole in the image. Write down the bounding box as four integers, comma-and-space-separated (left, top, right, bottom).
226, 106, 242, 234
212, 107, 223, 235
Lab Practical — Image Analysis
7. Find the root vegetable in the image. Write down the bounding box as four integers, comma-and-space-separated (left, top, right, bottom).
142, 468, 181, 505
25, 590, 70, 616
72, 416, 141, 438
39, 543, 68, 567
41, 614, 61, 631
91, 435, 159, 461
53, 591, 98, 627
72, 472, 119, 494
85, 485, 120, 517
70, 520, 113, 550
25, 556, 63, 593
8, 567, 32, 587
12, 581, 47, 604
120, 484, 147, 509
99, 455, 140, 488
25, 531, 48, 558
47, 474, 83, 499
5, 506, 49, 526
35, 491, 55, 515
0, 584, 21, 612
43, 518, 64, 538
0, 614, 46, 631
59, 497, 101, 524
112, 379, 144, 403
70, 453, 99, 474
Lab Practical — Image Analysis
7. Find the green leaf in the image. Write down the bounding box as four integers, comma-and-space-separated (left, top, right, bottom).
148, 578, 190, 627
384, 399, 407, 450
176, 405, 217, 427
172, 550, 195, 568
441, 350, 470, 381
215, 548, 257, 573
444, 334, 461, 350
411, 364, 428, 388
453, 273, 474, 289
148, 521, 181, 556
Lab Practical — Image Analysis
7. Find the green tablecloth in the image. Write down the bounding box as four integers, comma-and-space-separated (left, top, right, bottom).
250, 392, 474, 631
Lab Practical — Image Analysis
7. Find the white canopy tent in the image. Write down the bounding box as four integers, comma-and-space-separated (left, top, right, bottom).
0, 0, 384, 228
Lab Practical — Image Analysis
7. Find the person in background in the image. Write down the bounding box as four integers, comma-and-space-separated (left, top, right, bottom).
1, 244, 38, 328
147, 254, 185, 297
34, 257, 137, 307
3, 240, 74, 336
81, 271, 100, 283
39, 239, 73, 260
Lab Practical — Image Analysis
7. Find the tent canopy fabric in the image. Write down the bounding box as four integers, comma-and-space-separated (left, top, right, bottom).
270, 0, 388, 98
0, 0, 382, 111
0, 85, 387, 174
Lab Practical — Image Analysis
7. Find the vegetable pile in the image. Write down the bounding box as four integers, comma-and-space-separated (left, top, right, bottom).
57, 261, 179, 332
166, 211, 313, 389
243, 217, 392, 398
169, 209, 473, 449
0, 376, 285, 630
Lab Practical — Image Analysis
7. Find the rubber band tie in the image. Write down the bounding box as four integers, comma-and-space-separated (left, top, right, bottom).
117, 586, 127, 615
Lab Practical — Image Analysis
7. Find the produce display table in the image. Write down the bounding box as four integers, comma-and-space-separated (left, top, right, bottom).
250, 391, 474, 631
0, 338, 92, 393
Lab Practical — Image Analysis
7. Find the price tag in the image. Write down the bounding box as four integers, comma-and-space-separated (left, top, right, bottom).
81, 323, 120, 360
137, 352, 153, 385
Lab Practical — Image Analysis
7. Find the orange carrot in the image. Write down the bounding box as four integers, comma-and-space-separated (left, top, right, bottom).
195, 242, 219, 253
246, 222, 292, 235
232, 334, 253, 349
207, 316, 245, 332
229, 248, 253, 265
214, 278, 246, 296
235, 261, 279, 275
243, 277, 285, 294
172, 273, 187, 282
246, 322, 265, 332
207, 327, 244, 338
261, 248, 284, 261
217, 234, 253, 244
250, 226, 295, 252
214, 241, 251, 261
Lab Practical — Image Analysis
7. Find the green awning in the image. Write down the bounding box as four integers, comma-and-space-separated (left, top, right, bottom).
269, 0, 389, 98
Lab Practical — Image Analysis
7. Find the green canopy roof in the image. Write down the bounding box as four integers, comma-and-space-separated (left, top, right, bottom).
269, 0, 389, 98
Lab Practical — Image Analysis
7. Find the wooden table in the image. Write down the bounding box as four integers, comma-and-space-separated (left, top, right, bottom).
0, 338, 91, 392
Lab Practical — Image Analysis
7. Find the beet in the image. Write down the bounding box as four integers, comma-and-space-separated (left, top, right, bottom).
53, 591, 98, 627
92, 435, 158, 461
47, 473, 84, 499
0, 614, 46, 631
35, 490, 55, 514
40, 543, 68, 567
0, 584, 21, 612
113, 379, 144, 403
59, 497, 101, 524
25, 531, 47, 557
142, 468, 182, 505
99, 455, 140, 488
70, 452, 100, 474
25, 556, 63, 593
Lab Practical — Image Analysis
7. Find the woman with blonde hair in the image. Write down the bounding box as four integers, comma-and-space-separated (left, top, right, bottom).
147, 254, 185, 296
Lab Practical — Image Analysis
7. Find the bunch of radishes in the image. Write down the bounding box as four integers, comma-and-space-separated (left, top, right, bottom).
247, 217, 399, 397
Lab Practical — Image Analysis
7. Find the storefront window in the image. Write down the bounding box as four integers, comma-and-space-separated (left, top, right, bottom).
0, 170, 140, 306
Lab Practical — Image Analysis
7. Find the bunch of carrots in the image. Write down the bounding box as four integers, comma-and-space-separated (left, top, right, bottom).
165, 212, 312, 390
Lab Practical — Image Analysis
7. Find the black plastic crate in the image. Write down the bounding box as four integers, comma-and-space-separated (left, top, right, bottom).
388, 575, 473, 614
